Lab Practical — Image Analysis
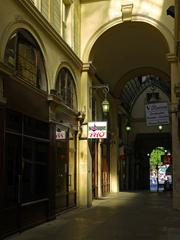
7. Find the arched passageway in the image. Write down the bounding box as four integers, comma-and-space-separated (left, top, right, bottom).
133, 132, 172, 191
88, 20, 171, 195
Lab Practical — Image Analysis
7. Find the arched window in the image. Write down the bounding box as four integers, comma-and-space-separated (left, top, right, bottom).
56, 67, 77, 109
4, 29, 47, 91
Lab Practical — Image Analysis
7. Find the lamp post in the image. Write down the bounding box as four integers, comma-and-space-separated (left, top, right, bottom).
102, 95, 110, 114
91, 84, 110, 114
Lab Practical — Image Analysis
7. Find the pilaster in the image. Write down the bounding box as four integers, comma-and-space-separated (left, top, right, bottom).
167, 53, 180, 209
77, 62, 94, 207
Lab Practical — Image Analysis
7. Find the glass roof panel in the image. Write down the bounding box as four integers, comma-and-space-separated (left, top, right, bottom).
120, 74, 170, 113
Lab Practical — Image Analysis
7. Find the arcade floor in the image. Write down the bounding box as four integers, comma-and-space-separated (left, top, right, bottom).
5, 191, 180, 240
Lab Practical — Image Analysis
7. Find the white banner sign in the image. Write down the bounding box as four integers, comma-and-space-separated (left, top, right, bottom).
56, 128, 66, 140
145, 102, 169, 126
88, 121, 107, 139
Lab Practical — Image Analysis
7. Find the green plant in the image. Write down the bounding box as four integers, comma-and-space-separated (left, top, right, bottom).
149, 147, 165, 167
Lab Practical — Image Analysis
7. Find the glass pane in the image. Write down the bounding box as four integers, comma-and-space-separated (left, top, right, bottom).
5, 133, 21, 207
56, 141, 68, 194
57, 68, 76, 109
17, 40, 37, 85
6, 109, 22, 132
37, 51, 47, 91
22, 139, 48, 202
4, 33, 17, 68
24, 116, 49, 139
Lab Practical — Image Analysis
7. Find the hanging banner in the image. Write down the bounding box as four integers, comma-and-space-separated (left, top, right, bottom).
88, 121, 107, 139
145, 102, 169, 126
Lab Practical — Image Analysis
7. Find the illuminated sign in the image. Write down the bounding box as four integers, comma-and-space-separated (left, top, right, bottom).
88, 121, 107, 139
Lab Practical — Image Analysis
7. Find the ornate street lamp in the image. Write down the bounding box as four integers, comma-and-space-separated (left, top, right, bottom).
92, 84, 110, 114
101, 88, 110, 113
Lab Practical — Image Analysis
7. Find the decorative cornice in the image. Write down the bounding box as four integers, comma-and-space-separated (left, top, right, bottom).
166, 53, 178, 62
16, 0, 82, 69
121, 4, 134, 22
48, 94, 78, 116
82, 62, 96, 75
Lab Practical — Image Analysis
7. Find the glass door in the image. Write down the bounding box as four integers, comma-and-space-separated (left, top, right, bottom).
55, 128, 76, 213
55, 141, 68, 212
3, 133, 22, 234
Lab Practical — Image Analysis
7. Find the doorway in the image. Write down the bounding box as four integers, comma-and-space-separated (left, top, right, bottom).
0, 110, 49, 237
149, 147, 172, 192
55, 130, 76, 213
134, 133, 171, 191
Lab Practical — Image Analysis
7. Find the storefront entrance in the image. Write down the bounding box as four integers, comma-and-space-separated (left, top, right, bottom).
55, 127, 76, 213
0, 109, 49, 238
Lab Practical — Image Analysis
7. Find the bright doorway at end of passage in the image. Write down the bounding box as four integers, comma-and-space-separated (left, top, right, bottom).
147, 147, 172, 192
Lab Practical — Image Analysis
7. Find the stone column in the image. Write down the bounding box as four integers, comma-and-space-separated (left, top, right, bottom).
110, 101, 119, 192
167, 53, 180, 209
77, 62, 95, 207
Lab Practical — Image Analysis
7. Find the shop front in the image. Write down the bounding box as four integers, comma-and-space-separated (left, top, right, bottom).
55, 124, 77, 213
48, 90, 78, 214
0, 74, 50, 238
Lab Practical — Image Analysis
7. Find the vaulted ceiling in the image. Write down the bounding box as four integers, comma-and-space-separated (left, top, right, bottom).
89, 21, 170, 108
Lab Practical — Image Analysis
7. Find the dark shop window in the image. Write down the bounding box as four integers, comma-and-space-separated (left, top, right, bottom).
5, 133, 21, 207
24, 115, 49, 139
6, 109, 22, 133
22, 138, 48, 203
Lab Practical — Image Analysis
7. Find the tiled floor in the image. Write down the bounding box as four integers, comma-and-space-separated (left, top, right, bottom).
5, 191, 180, 240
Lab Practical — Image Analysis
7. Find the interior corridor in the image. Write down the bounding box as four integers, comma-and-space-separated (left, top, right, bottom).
5, 191, 180, 240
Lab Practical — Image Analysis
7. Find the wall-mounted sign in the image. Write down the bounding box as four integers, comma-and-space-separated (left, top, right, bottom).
88, 121, 107, 139
145, 102, 169, 126
56, 127, 66, 140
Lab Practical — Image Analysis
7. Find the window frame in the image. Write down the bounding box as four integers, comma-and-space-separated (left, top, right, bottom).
4, 29, 47, 92
56, 67, 77, 110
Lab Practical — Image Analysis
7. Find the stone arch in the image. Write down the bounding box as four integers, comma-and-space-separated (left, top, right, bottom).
1, 18, 47, 61
82, 15, 174, 63
0, 19, 50, 88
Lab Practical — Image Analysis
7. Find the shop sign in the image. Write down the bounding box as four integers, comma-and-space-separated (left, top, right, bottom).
56, 128, 66, 139
145, 102, 169, 126
88, 121, 107, 139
